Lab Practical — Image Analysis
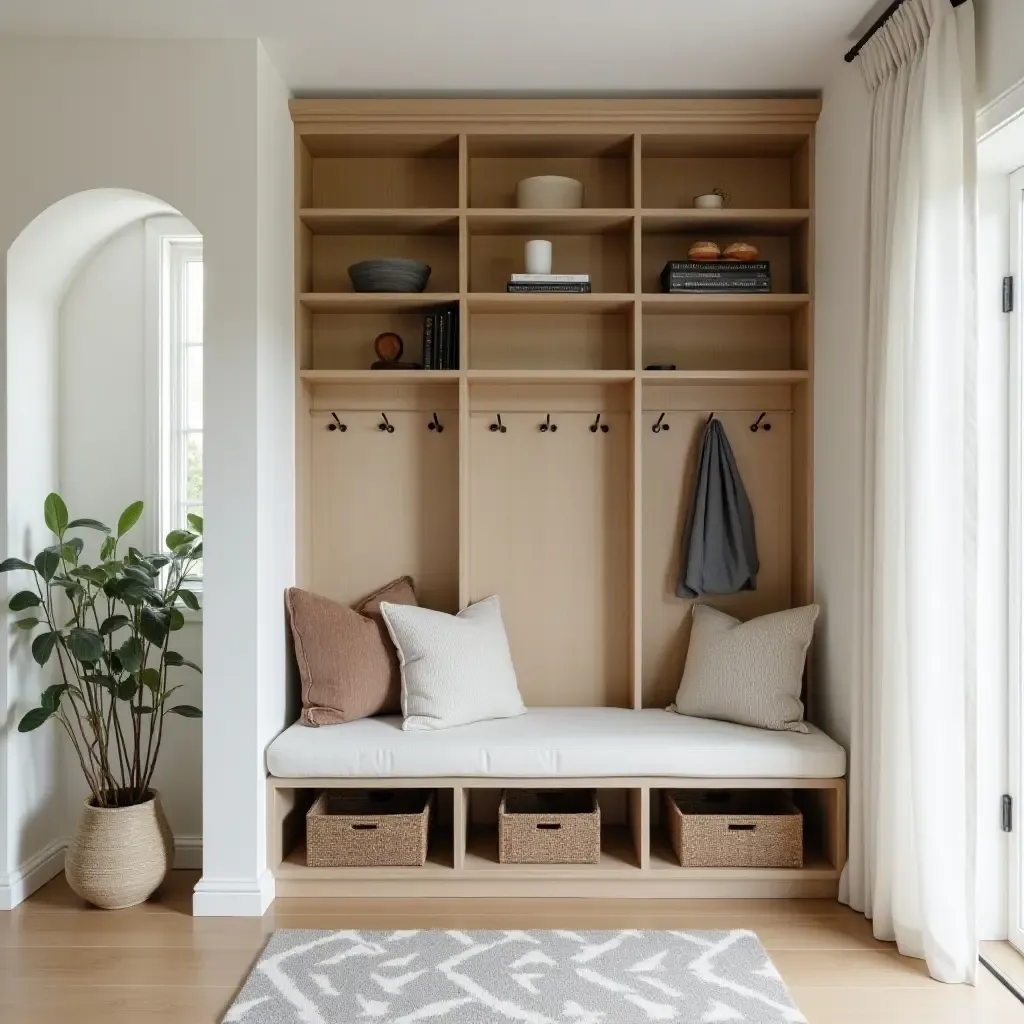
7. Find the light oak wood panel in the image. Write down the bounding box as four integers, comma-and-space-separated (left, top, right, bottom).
643, 293, 809, 314
300, 292, 460, 313
642, 313, 796, 372
468, 411, 631, 708
302, 369, 461, 384
311, 148, 458, 209
643, 209, 811, 234
467, 209, 634, 234
468, 293, 634, 314
308, 408, 459, 611
469, 230, 632, 294
642, 154, 796, 209
311, 233, 459, 293
299, 208, 460, 234
467, 311, 631, 371
641, 409, 793, 708
641, 231, 796, 294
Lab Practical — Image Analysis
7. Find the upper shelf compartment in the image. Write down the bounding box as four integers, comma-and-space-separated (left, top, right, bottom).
300, 134, 460, 210
641, 133, 811, 210
467, 135, 634, 209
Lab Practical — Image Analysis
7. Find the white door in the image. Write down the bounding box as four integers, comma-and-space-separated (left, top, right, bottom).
1008, 165, 1024, 954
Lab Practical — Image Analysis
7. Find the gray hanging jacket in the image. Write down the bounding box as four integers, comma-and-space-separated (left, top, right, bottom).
677, 418, 759, 597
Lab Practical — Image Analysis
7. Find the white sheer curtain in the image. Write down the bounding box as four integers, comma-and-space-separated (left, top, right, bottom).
840, 0, 978, 985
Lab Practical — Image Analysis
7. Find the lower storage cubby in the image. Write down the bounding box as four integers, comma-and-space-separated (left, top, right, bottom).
464, 788, 641, 871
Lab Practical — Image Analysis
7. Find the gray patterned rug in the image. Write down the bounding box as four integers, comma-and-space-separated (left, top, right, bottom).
223, 929, 806, 1023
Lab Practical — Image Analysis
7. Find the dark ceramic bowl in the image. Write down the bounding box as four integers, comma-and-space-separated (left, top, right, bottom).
348, 259, 431, 293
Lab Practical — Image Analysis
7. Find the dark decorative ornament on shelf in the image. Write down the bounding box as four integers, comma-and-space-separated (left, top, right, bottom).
370, 332, 422, 371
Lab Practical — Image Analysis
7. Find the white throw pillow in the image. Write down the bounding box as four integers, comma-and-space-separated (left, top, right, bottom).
380, 595, 526, 731
670, 603, 819, 733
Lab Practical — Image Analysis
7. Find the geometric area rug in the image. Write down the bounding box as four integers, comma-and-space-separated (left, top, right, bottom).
223, 929, 807, 1023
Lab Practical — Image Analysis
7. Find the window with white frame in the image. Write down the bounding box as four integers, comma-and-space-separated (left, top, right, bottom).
147, 218, 203, 590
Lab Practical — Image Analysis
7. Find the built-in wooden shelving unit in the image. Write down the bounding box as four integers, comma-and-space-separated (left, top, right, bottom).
278, 98, 835, 899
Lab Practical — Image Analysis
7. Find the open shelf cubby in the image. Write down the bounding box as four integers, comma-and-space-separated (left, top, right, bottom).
285, 99, 835, 898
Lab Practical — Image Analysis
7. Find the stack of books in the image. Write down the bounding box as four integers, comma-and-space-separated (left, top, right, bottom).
422, 302, 459, 370
660, 261, 771, 294
507, 274, 592, 294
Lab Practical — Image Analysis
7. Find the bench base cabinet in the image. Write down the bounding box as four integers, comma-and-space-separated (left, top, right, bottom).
268, 776, 846, 898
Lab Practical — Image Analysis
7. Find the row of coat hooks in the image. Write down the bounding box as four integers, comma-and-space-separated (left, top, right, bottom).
326, 410, 776, 435
652, 411, 774, 434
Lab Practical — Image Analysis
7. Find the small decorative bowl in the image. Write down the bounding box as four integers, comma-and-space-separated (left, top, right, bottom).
516, 175, 584, 209
723, 241, 759, 261
687, 241, 721, 261
348, 259, 431, 293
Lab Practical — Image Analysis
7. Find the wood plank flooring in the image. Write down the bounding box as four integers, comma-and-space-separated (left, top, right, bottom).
0, 870, 1020, 1023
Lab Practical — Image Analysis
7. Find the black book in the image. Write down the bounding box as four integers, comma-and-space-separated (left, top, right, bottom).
422, 312, 436, 370
662, 260, 771, 274
451, 304, 460, 370
664, 283, 772, 293
666, 273, 770, 286
439, 307, 450, 370
506, 282, 592, 293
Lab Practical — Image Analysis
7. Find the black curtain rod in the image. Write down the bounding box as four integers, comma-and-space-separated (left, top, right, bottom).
845, 0, 969, 63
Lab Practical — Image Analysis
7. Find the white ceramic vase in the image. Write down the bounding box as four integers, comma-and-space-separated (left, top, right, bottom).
525, 239, 553, 275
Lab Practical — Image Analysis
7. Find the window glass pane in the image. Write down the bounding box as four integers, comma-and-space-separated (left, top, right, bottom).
186, 261, 203, 346
185, 345, 202, 430
186, 432, 203, 503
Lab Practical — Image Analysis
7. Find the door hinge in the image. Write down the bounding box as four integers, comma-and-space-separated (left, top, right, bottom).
1004, 794, 1013, 832
1004, 276, 1014, 314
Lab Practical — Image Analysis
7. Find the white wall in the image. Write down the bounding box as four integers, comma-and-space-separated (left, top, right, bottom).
0, 38, 294, 915
976, 0, 1024, 110
59, 222, 204, 859
813, 64, 870, 755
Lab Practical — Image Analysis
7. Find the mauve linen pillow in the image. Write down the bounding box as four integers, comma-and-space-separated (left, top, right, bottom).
287, 576, 417, 726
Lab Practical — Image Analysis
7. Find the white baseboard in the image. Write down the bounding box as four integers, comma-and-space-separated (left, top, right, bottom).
0, 840, 66, 911
0, 835, 202, 910
192, 869, 274, 917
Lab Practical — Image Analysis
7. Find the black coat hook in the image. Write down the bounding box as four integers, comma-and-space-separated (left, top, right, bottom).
328, 412, 347, 433
489, 414, 506, 434
540, 413, 557, 433
378, 413, 395, 433
750, 412, 771, 433
590, 413, 609, 434
428, 413, 444, 433
652, 412, 670, 434
706, 412, 715, 426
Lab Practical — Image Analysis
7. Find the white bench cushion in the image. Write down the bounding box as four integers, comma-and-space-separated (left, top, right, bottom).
266, 707, 846, 780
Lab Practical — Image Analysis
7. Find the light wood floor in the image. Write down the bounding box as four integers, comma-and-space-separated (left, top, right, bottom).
1, 871, 1021, 1023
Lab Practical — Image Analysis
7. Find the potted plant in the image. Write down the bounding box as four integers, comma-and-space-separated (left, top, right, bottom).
2, 493, 203, 909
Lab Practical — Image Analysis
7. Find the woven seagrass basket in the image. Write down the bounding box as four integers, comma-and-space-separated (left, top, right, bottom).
498, 789, 600, 865
665, 790, 803, 869
306, 789, 433, 868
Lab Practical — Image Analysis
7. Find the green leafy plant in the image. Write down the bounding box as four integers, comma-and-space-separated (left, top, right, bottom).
3, 494, 203, 808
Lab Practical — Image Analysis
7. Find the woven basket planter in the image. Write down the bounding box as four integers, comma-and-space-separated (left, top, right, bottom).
65, 791, 174, 910
306, 789, 433, 868
665, 790, 803, 869
498, 789, 601, 864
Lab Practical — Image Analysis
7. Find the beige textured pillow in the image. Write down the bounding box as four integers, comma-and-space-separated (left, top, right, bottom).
670, 603, 819, 733
287, 577, 417, 726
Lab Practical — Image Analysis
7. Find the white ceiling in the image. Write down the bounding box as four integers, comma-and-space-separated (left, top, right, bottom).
0, 1, 879, 94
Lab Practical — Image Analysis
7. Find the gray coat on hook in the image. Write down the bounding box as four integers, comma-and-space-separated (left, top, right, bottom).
677, 417, 758, 598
